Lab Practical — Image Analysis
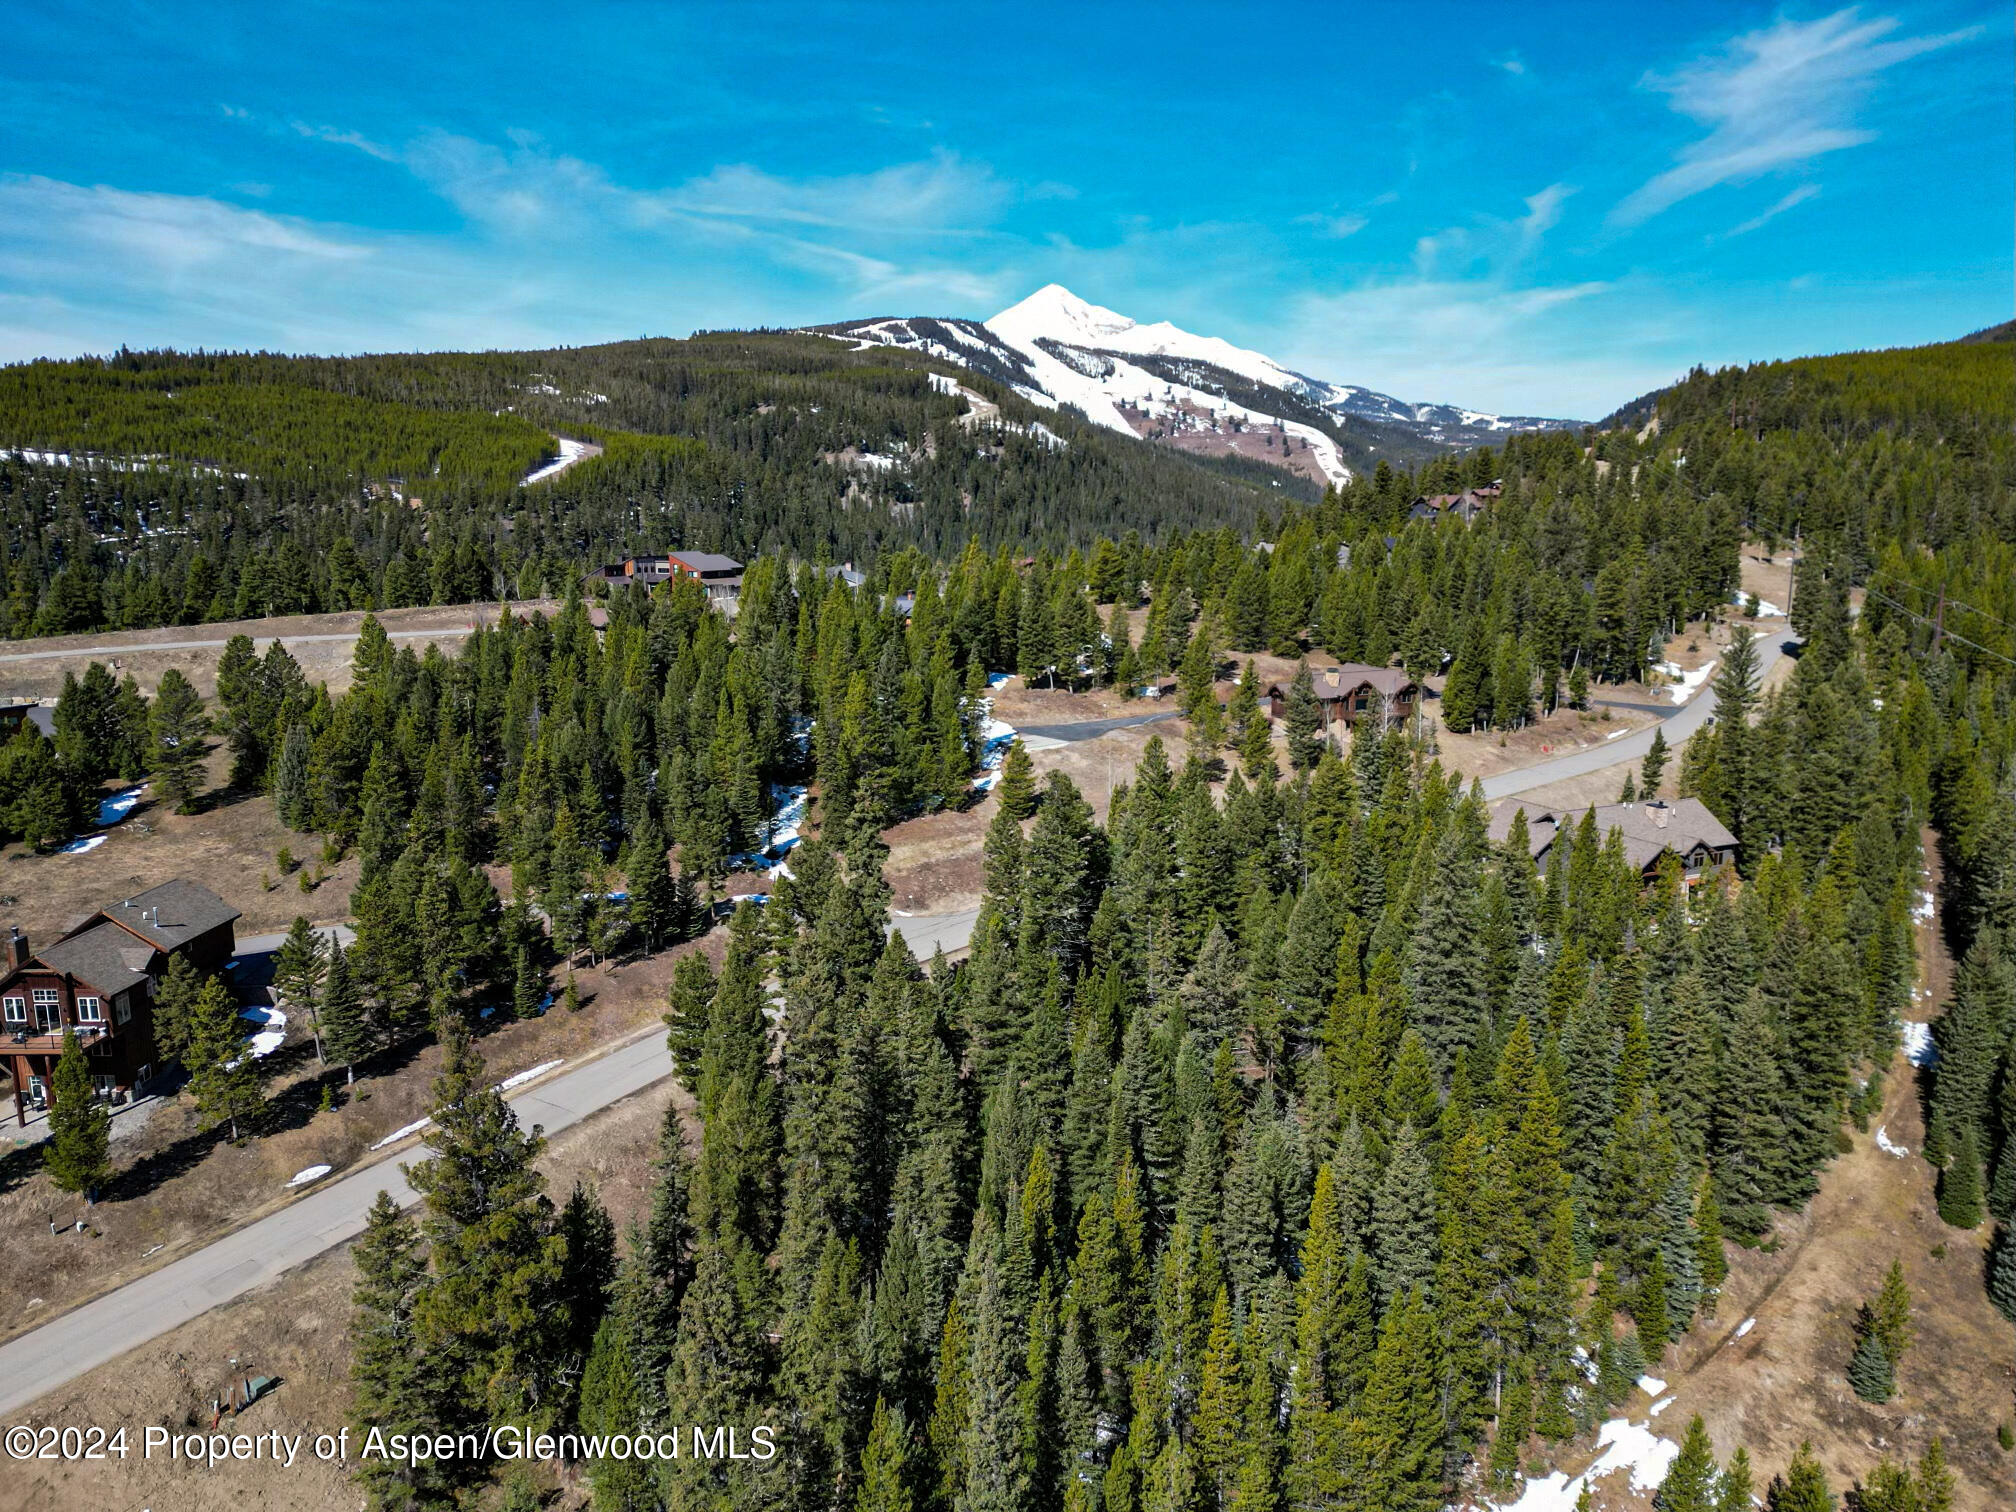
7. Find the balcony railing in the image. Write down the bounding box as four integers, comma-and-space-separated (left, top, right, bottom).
3, 1022, 113, 1056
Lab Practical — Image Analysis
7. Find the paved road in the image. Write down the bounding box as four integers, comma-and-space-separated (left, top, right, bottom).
0, 1035, 671, 1419
1481, 628, 1798, 800
0, 628, 487, 666
889, 906, 982, 959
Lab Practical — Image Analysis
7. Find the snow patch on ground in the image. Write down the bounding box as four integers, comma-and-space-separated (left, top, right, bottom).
523, 437, 592, 485
1900, 1020, 1937, 1067
495, 1058, 564, 1093
1733, 591, 1786, 618
1911, 889, 1936, 923
98, 784, 146, 825
1649, 1396, 1676, 1416
57, 833, 106, 854
287, 1164, 332, 1188
1655, 659, 1716, 705
1497, 1419, 1681, 1512
973, 707, 1019, 791
1735, 1317, 1756, 1338
239, 1003, 287, 1059
1874, 1124, 1911, 1158
371, 1117, 432, 1150
1636, 1375, 1666, 1397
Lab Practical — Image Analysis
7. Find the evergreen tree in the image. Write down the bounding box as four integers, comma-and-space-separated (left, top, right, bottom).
856, 1395, 917, 1512
1846, 1329, 1893, 1403
273, 916, 330, 1064
1657, 1415, 1720, 1512
147, 667, 207, 813
183, 972, 262, 1140
44, 1029, 112, 1197
1768, 1442, 1835, 1512
350, 1191, 442, 1508
321, 943, 371, 1085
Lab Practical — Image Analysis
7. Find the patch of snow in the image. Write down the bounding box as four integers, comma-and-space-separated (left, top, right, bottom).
97, 785, 146, 825
57, 833, 106, 855
1605, 727, 1631, 741
1655, 659, 1716, 705
1649, 1396, 1676, 1416
522, 436, 592, 486
1500, 1418, 1683, 1512
1911, 890, 1935, 923
495, 1058, 564, 1093
1900, 1020, 1937, 1067
372, 1116, 431, 1150
985, 672, 1013, 689
1874, 1124, 1911, 1158
239, 1002, 287, 1059
1733, 592, 1786, 618
287, 1163, 332, 1188
1735, 1317, 1756, 1338
1637, 1375, 1667, 1397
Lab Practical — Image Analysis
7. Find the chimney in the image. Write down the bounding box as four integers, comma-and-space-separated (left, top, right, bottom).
1650, 801, 1669, 829
5, 926, 26, 972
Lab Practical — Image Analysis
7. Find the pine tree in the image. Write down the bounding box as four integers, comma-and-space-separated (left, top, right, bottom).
857, 1395, 917, 1512
273, 916, 329, 1064
1869, 1260, 1913, 1364
1847, 1330, 1893, 1403
1915, 1436, 1954, 1512
407, 1020, 572, 1435
1284, 662, 1324, 772
1936, 1125, 1984, 1229
1642, 727, 1671, 797
44, 1029, 112, 1197
1769, 1441, 1835, 1512
664, 950, 718, 1100
1990, 1224, 2016, 1323
321, 944, 371, 1086
350, 1191, 442, 1507
147, 667, 207, 813
184, 972, 262, 1140
578, 1315, 657, 1511
1715, 1448, 1754, 1512
1657, 1415, 1721, 1512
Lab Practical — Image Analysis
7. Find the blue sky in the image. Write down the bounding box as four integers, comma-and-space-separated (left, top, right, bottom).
0, 1, 2006, 415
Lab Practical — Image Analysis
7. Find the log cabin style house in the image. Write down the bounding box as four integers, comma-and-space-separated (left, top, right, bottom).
1, 880, 239, 1125
1265, 664, 1421, 730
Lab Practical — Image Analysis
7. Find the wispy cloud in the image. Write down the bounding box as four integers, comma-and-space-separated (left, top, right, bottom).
1294, 211, 1368, 239
1491, 51, 1527, 76
1613, 7, 1976, 227
290, 120, 400, 162
1723, 183, 1822, 237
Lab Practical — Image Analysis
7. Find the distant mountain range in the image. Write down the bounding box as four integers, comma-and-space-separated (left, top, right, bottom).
807, 284, 1583, 486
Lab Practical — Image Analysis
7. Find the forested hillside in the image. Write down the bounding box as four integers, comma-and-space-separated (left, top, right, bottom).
5, 329, 2013, 1510
0, 334, 1312, 638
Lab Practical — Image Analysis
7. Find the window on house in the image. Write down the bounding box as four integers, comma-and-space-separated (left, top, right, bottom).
77, 996, 103, 1023
2, 996, 23, 1024
115, 997, 132, 1025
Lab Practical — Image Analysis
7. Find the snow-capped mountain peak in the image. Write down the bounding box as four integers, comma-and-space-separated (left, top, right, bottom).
988, 283, 1140, 350
810, 285, 1581, 490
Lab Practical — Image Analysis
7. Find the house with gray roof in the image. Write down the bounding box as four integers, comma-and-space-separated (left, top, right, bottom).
1489, 796, 1737, 885
2, 879, 240, 1124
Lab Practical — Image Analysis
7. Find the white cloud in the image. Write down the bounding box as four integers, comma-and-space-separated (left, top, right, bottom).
1723, 183, 1822, 237
1295, 212, 1369, 239
1614, 7, 1976, 226
290, 121, 400, 162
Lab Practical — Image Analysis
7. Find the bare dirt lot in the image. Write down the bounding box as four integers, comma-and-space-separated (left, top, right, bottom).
0, 741, 364, 946
0, 1074, 682, 1512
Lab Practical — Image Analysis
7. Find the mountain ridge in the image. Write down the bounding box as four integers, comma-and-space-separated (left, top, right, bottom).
811, 283, 1584, 487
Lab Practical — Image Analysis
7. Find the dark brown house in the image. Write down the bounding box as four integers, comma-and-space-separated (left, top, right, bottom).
2, 880, 240, 1125
1265, 665, 1420, 729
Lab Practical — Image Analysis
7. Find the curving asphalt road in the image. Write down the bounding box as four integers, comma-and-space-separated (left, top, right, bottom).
1480, 628, 1797, 800
0, 1034, 671, 1420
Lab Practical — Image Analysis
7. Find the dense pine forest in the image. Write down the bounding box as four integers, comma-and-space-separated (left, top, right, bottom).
6, 329, 2015, 1510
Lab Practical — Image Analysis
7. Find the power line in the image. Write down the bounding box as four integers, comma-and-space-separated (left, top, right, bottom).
1861, 587, 2016, 670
